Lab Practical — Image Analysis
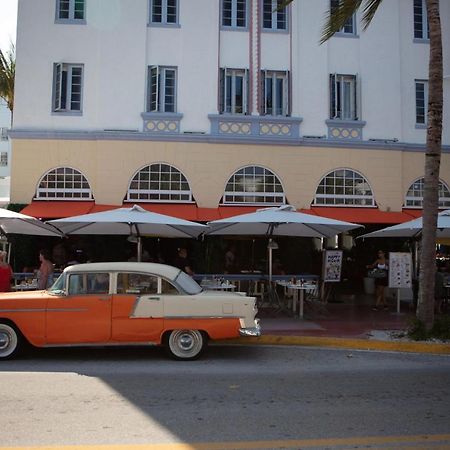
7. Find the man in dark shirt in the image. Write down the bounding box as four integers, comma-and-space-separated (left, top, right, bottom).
173, 247, 194, 276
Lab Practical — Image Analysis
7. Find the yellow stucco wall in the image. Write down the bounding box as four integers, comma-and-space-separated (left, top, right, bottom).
10, 138, 450, 211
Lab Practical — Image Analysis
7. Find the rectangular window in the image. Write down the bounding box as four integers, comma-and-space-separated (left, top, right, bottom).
150, 0, 178, 25
0, 152, 7, 167
262, 0, 287, 31
56, 0, 85, 21
222, 0, 247, 28
0, 127, 8, 141
330, 74, 358, 120
415, 80, 428, 124
330, 0, 356, 35
219, 68, 249, 114
53, 63, 83, 113
414, 0, 429, 39
147, 66, 177, 113
261, 70, 289, 116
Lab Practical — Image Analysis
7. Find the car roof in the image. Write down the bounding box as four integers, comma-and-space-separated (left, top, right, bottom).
63, 262, 182, 280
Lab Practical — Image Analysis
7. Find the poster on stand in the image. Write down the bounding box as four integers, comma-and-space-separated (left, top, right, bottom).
323, 250, 343, 282
388, 252, 412, 289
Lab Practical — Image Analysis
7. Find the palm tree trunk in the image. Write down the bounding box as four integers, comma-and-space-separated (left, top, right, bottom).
416, 0, 443, 329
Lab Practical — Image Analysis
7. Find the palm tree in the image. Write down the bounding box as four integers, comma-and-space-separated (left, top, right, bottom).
280, 0, 443, 329
0, 42, 15, 122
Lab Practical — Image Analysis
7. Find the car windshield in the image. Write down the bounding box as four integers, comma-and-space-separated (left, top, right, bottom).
47, 272, 66, 294
174, 270, 202, 294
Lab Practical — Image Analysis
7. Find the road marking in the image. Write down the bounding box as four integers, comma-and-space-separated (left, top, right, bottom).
3, 434, 450, 450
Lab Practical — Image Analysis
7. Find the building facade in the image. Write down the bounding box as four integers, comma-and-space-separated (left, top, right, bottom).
9, 0, 450, 222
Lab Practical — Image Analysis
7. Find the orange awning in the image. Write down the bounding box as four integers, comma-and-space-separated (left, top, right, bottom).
21, 201, 418, 225
20, 201, 95, 219
310, 207, 416, 224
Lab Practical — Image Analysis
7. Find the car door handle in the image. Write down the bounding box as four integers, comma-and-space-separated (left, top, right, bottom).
148, 297, 160, 300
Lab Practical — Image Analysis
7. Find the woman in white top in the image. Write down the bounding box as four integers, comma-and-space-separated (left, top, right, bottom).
367, 250, 389, 311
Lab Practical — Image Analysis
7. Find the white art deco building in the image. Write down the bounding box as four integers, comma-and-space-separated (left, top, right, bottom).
9, 0, 450, 224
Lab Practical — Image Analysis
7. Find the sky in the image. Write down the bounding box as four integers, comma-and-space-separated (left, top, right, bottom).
0, 0, 18, 51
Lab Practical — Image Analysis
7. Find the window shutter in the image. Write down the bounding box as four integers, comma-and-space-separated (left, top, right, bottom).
244, 68, 249, 114
261, 70, 266, 115
355, 73, 361, 121
330, 73, 336, 119
54, 63, 63, 111
219, 68, 225, 113
284, 70, 289, 116
149, 66, 159, 112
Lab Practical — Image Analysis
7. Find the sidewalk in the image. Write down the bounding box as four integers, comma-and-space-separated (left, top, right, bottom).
227, 293, 450, 355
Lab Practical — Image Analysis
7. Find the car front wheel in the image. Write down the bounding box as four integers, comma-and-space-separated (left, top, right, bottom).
166, 329, 206, 360
0, 323, 21, 360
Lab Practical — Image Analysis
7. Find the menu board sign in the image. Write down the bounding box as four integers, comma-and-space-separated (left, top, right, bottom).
388, 252, 413, 289
323, 250, 343, 283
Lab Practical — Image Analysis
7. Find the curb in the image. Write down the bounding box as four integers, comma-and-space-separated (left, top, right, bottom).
216, 335, 450, 355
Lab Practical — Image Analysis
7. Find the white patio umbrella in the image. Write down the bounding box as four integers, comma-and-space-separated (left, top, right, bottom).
0, 208, 63, 237
206, 205, 362, 282
359, 209, 450, 239
49, 204, 207, 261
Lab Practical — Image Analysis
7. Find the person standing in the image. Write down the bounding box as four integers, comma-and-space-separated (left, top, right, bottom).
173, 247, 194, 276
367, 250, 389, 311
38, 249, 54, 290
0, 251, 13, 292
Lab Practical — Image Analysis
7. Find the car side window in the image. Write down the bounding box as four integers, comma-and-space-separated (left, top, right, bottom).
87, 273, 110, 294
161, 278, 179, 295
68, 274, 84, 295
117, 273, 158, 295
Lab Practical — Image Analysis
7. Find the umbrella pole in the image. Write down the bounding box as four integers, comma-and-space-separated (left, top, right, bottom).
137, 237, 142, 262
268, 240, 273, 284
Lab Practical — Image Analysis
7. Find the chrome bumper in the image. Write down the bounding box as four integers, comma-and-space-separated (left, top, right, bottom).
239, 320, 261, 337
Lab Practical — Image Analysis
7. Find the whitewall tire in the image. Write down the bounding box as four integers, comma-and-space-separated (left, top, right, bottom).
166, 330, 206, 360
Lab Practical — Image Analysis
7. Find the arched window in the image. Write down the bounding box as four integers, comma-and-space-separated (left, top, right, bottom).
35, 167, 93, 200
405, 178, 450, 208
223, 166, 285, 204
127, 163, 193, 202
314, 168, 375, 206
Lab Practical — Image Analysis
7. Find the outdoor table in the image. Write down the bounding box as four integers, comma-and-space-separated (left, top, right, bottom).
200, 281, 236, 291
12, 283, 38, 291
277, 281, 318, 318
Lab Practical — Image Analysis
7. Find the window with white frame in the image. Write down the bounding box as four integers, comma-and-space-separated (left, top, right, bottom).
261, 70, 289, 116
36, 167, 93, 200
262, 0, 287, 31
147, 66, 177, 113
414, 0, 429, 40
223, 166, 285, 204
405, 178, 450, 208
53, 63, 83, 113
330, 74, 358, 120
127, 164, 192, 202
56, 0, 85, 21
222, 0, 247, 28
219, 68, 249, 114
314, 169, 375, 206
0, 127, 8, 141
0, 152, 7, 167
330, 0, 356, 35
150, 0, 178, 25
415, 80, 428, 125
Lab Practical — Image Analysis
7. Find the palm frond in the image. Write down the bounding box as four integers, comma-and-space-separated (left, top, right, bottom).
0, 43, 15, 112
360, 0, 383, 30
320, 0, 362, 44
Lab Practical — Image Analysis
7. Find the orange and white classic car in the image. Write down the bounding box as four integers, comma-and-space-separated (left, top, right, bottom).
0, 262, 260, 360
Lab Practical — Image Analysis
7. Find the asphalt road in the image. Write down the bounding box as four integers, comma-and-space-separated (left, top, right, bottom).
1, 344, 450, 449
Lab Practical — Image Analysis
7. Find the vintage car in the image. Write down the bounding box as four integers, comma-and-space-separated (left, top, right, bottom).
0, 262, 260, 360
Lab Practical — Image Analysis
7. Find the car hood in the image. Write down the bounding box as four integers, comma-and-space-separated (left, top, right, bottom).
0, 290, 48, 300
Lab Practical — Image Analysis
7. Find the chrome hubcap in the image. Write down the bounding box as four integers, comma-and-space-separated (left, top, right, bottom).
0, 331, 10, 351
179, 334, 194, 351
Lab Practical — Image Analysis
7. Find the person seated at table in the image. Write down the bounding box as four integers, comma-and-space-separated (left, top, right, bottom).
0, 251, 13, 292
224, 245, 237, 273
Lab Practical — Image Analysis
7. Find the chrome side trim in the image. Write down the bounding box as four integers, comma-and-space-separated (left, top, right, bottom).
42, 342, 158, 348
163, 315, 242, 320
0, 308, 87, 313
